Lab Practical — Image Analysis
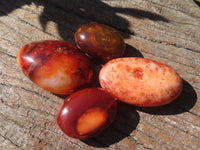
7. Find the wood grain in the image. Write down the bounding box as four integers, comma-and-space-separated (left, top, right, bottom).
0, 0, 199, 149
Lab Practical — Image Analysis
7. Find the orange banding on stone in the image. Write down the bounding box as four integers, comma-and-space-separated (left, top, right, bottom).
76, 107, 108, 136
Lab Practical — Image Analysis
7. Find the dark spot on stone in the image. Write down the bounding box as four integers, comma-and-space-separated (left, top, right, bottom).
132, 67, 143, 79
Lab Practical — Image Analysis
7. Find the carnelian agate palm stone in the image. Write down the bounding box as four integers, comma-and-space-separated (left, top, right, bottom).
17, 40, 93, 95
75, 23, 125, 63
57, 88, 117, 139
99, 58, 183, 107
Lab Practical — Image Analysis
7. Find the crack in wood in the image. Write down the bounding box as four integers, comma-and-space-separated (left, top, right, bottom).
0, 132, 21, 149
0, 81, 61, 106
0, 37, 21, 49
157, 117, 200, 140
0, 49, 16, 59
0, 20, 30, 40
128, 136, 154, 150
149, 0, 200, 19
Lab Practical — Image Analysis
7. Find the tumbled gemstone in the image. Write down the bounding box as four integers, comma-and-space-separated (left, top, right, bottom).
99, 57, 183, 107
17, 40, 93, 95
75, 23, 125, 63
57, 88, 117, 139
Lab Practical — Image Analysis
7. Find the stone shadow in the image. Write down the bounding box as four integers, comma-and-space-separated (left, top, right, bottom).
123, 44, 144, 58
39, 0, 169, 40
0, 0, 168, 41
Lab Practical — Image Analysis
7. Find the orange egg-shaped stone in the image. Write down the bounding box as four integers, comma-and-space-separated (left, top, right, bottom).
99, 57, 183, 107
17, 40, 93, 95
75, 23, 125, 63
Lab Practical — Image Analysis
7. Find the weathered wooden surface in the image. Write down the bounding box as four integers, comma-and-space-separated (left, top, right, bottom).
0, 0, 199, 149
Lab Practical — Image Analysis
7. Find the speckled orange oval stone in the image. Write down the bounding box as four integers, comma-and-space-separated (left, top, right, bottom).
75, 23, 125, 62
99, 57, 183, 107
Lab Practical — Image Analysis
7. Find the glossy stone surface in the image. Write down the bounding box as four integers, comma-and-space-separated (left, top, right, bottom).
57, 88, 117, 139
17, 40, 93, 95
99, 57, 183, 107
75, 23, 125, 63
